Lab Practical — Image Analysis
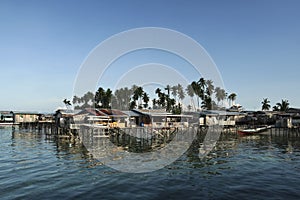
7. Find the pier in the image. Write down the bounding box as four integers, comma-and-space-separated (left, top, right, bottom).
269, 127, 300, 137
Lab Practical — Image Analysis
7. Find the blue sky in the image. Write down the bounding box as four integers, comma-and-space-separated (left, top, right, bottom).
0, 0, 300, 112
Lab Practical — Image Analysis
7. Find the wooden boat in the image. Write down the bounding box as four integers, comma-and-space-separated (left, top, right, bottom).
237, 126, 271, 135
0, 122, 14, 126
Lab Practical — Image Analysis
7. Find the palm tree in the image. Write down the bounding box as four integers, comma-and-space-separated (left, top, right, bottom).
261, 98, 271, 111
166, 97, 176, 112
205, 79, 214, 97
104, 89, 112, 108
215, 87, 226, 106
133, 86, 144, 107
165, 85, 171, 96
129, 100, 136, 110
115, 87, 132, 110
273, 105, 279, 111
95, 88, 112, 108
275, 99, 289, 112
198, 78, 206, 100
110, 95, 118, 109
220, 89, 226, 103
155, 88, 163, 107
72, 95, 81, 108
159, 93, 166, 108
155, 88, 162, 97
152, 98, 158, 109
142, 92, 150, 108
186, 84, 196, 111
171, 85, 178, 101
72, 96, 79, 104
177, 84, 185, 103
114, 89, 122, 109
123, 87, 131, 107
131, 84, 139, 93
191, 81, 201, 109
81, 91, 94, 108
228, 93, 237, 107
95, 87, 105, 107
114, 87, 131, 110
201, 96, 212, 110
198, 78, 206, 88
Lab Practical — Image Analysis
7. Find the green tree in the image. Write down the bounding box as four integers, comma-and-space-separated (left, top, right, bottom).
129, 101, 136, 110
95, 87, 105, 107
133, 86, 144, 108
103, 89, 112, 108
261, 98, 271, 111
171, 85, 178, 101
201, 96, 212, 110
166, 97, 175, 112
177, 84, 185, 103
72, 95, 81, 105
142, 92, 150, 108
159, 92, 166, 108
215, 87, 226, 106
186, 84, 196, 111
197, 77, 206, 100
191, 81, 201, 109
114, 87, 131, 110
81, 91, 94, 108
172, 103, 182, 114
94, 87, 112, 108
152, 98, 158, 109
165, 85, 171, 96
205, 79, 214, 97
228, 93, 237, 107
273, 105, 279, 111
275, 99, 289, 112
155, 88, 162, 97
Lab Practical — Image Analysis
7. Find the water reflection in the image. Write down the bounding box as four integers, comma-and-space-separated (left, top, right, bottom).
8, 128, 300, 172
3, 128, 300, 199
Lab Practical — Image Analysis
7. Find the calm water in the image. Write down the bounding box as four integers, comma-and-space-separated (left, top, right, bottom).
1, 127, 300, 200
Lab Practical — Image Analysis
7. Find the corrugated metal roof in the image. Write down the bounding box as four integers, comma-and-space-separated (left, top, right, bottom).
75, 108, 128, 117
99, 109, 127, 116
55, 109, 81, 116
200, 110, 242, 116
13, 111, 40, 115
0, 111, 13, 114
131, 109, 193, 118
76, 108, 106, 116
122, 111, 140, 117
132, 109, 171, 116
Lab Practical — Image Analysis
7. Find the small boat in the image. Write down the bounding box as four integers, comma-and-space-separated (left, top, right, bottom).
237, 126, 271, 135
0, 122, 14, 126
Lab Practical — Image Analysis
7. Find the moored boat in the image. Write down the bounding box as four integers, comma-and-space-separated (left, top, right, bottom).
237, 126, 271, 135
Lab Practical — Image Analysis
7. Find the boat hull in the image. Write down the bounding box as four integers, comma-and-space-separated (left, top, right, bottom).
238, 126, 270, 135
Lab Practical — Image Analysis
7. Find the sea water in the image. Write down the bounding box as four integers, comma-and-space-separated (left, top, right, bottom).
1, 127, 300, 199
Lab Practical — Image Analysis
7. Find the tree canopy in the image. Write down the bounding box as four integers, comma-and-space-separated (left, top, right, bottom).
72, 77, 240, 112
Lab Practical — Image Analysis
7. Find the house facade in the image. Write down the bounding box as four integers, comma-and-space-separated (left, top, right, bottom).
199, 110, 243, 127
13, 112, 40, 124
131, 109, 193, 128
74, 108, 129, 128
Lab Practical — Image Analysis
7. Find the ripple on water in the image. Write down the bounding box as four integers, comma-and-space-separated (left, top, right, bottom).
1, 129, 300, 199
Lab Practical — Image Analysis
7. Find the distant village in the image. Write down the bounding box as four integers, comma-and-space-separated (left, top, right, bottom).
1, 78, 300, 137
1, 106, 300, 130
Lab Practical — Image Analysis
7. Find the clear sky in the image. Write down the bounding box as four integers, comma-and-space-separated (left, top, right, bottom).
0, 0, 300, 112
